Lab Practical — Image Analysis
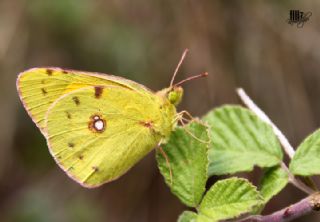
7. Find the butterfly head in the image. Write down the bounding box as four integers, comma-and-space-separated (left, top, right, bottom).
158, 71, 208, 106
168, 86, 184, 106
157, 86, 183, 107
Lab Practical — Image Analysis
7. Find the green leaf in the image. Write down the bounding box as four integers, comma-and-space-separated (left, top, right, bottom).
253, 166, 289, 213
202, 105, 283, 176
198, 178, 263, 221
290, 129, 320, 176
259, 166, 288, 203
177, 211, 198, 222
156, 122, 209, 207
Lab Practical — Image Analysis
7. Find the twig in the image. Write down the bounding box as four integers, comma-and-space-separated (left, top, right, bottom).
236, 88, 295, 159
239, 192, 320, 222
281, 163, 314, 195
236, 88, 315, 194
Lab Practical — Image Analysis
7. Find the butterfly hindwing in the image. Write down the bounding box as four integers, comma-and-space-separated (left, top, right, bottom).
46, 86, 174, 187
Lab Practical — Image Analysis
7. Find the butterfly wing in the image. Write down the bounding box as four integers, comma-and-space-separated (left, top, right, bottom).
45, 86, 176, 188
17, 67, 152, 135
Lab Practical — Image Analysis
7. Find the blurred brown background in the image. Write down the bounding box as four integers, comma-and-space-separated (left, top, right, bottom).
1, 0, 320, 221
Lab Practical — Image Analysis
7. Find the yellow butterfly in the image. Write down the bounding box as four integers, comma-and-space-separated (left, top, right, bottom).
16, 49, 207, 188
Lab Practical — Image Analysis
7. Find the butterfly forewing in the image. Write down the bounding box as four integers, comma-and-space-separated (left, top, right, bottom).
17, 68, 153, 135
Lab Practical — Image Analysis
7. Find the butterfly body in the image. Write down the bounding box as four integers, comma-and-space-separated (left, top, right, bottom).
17, 67, 182, 187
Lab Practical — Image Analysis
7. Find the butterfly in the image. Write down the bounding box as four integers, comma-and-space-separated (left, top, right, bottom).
16, 49, 207, 188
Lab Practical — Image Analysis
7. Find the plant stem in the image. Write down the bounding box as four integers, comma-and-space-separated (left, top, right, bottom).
281, 163, 314, 195
239, 192, 320, 222
236, 88, 295, 159
236, 88, 316, 194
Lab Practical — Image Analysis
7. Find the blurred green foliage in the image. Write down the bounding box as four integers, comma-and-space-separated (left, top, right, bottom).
1, 0, 320, 221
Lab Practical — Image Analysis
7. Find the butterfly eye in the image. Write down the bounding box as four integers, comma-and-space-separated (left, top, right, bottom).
88, 114, 106, 133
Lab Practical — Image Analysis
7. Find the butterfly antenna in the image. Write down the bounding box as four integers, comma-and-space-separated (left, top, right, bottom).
170, 48, 189, 87
174, 72, 208, 87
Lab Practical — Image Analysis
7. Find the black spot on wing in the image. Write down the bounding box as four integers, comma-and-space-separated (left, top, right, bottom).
72, 96, 80, 105
41, 88, 47, 95
68, 142, 75, 148
94, 86, 103, 99
92, 166, 99, 172
66, 111, 72, 119
46, 69, 53, 76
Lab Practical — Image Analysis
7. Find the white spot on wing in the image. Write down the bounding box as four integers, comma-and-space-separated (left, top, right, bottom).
89, 114, 106, 133
94, 120, 104, 131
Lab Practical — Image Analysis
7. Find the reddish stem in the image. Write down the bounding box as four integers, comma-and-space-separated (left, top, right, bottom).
239, 193, 320, 222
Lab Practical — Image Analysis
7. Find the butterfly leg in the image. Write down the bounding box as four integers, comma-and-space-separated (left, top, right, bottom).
178, 117, 210, 143
178, 110, 208, 127
157, 144, 173, 186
